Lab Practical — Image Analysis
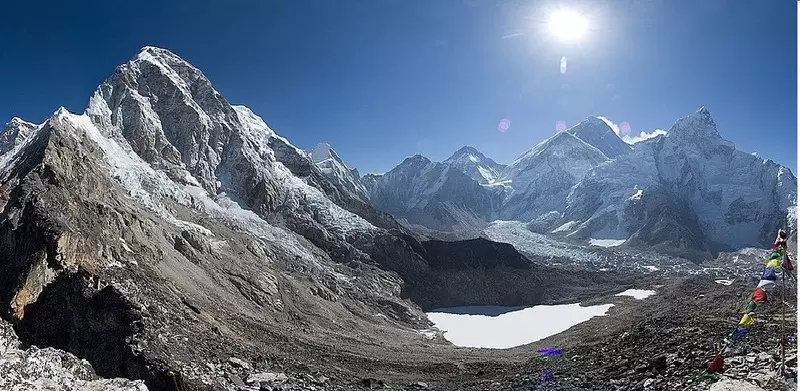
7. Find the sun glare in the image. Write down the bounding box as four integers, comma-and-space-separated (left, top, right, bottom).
547, 10, 588, 42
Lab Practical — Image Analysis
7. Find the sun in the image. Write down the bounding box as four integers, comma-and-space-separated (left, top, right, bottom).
547, 10, 588, 42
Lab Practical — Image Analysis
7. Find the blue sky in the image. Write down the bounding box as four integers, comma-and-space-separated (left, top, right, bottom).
0, 0, 796, 174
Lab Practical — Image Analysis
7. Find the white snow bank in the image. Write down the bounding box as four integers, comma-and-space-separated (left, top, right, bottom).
552, 221, 578, 233
615, 289, 655, 300
589, 238, 626, 247
426, 303, 614, 349
714, 280, 734, 286
709, 378, 766, 391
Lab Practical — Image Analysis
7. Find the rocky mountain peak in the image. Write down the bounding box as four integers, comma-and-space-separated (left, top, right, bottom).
85, 46, 251, 194
445, 146, 482, 161
444, 146, 506, 184
311, 142, 346, 166
513, 130, 605, 164
666, 105, 724, 144
5, 117, 36, 128
567, 116, 632, 158
132, 46, 209, 85
397, 154, 432, 169
0, 117, 40, 156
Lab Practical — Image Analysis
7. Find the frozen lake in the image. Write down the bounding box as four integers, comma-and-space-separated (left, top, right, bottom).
426, 303, 614, 349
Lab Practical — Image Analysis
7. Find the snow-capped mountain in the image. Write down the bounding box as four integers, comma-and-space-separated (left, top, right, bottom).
497, 131, 610, 222
362, 132, 611, 235
443, 146, 507, 184
556, 107, 797, 258
363, 107, 797, 256
362, 155, 505, 234
0, 118, 40, 156
566, 116, 633, 158
309, 143, 370, 202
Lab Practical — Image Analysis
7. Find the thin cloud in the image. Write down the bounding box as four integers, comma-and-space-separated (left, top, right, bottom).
502, 32, 525, 39
597, 116, 666, 145
624, 129, 667, 144
596, 116, 620, 135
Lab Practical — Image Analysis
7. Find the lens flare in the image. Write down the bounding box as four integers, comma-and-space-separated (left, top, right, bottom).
498, 118, 511, 132
556, 120, 567, 132
620, 121, 631, 136
560, 56, 567, 75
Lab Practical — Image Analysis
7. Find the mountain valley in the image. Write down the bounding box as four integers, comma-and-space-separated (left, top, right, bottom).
0, 47, 795, 391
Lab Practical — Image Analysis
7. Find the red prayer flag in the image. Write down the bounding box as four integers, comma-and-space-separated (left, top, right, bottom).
707, 354, 724, 373
751, 288, 767, 303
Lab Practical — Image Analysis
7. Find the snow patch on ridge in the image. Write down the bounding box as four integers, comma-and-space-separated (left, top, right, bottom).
552, 221, 578, 233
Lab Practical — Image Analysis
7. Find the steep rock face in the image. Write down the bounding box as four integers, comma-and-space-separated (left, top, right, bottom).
498, 131, 609, 221
653, 107, 796, 250
566, 116, 632, 159
443, 146, 507, 184
87, 47, 242, 193
87, 47, 430, 285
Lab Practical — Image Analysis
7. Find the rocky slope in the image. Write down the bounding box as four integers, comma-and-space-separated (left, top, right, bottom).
451, 276, 797, 391
0, 319, 148, 390
0, 47, 427, 390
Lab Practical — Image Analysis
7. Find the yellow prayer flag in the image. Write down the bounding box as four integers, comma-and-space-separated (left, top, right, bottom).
765, 259, 782, 269
739, 313, 755, 327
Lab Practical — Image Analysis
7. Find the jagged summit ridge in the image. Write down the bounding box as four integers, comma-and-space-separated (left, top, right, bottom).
444, 145, 506, 184
665, 105, 726, 146
567, 116, 632, 158
308, 142, 370, 201
0, 116, 42, 157
85, 45, 267, 196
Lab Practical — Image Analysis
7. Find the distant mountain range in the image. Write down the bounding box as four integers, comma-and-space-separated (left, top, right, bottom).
312, 108, 797, 260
